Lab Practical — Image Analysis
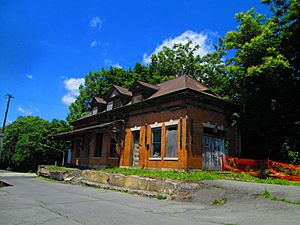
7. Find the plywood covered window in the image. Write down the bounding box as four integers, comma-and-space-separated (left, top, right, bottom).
75, 139, 81, 158
151, 127, 161, 158
85, 135, 91, 158
110, 133, 118, 158
94, 133, 103, 157
165, 125, 178, 158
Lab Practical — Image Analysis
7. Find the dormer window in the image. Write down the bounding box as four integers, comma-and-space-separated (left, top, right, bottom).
129, 80, 159, 103
91, 97, 107, 114
132, 94, 143, 103
107, 101, 113, 111
92, 107, 98, 115
105, 85, 132, 110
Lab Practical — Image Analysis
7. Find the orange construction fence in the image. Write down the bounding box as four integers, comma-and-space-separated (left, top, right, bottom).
221, 155, 300, 182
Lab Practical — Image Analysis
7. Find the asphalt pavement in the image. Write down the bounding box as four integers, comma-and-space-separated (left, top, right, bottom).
0, 170, 299, 225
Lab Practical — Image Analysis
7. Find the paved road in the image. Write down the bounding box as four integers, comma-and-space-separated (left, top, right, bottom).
0, 170, 299, 225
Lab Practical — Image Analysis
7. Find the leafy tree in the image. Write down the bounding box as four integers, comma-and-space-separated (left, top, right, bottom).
67, 42, 227, 122
221, 1, 299, 162
0, 116, 70, 171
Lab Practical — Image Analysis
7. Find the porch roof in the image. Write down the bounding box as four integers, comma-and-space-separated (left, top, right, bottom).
49, 119, 124, 139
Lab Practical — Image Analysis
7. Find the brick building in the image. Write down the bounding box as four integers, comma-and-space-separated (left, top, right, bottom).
52, 75, 240, 170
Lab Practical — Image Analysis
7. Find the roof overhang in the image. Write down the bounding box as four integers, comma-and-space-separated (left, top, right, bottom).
49, 119, 125, 140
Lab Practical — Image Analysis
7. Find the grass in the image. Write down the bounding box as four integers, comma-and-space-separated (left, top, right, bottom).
262, 190, 300, 205
47, 165, 72, 173
100, 167, 300, 186
213, 197, 227, 206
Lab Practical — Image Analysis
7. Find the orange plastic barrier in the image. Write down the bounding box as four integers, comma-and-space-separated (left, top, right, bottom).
221, 155, 300, 182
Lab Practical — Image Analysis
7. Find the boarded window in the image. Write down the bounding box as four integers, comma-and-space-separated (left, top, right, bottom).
85, 135, 91, 158
94, 133, 103, 157
113, 99, 122, 108
151, 128, 161, 158
110, 133, 118, 158
132, 94, 143, 103
75, 139, 81, 158
166, 125, 178, 158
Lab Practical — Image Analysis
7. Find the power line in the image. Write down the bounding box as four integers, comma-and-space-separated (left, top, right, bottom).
2, 94, 14, 133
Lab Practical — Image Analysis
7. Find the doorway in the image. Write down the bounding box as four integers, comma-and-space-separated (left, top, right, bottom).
202, 134, 225, 170
131, 131, 140, 167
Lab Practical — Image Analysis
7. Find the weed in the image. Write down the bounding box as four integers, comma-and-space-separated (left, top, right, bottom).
99, 167, 300, 186
156, 194, 167, 200
213, 197, 227, 206
262, 189, 300, 205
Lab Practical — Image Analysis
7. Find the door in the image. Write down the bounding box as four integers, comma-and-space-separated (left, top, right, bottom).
202, 134, 225, 170
131, 131, 140, 167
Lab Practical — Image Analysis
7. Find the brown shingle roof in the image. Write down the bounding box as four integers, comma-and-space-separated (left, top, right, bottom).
94, 97, 106, 105
113, 85, 132, 96
129, 80, 159, 91
149, 75, 219, 99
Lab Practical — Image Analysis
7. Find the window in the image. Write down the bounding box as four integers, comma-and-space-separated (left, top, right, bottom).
107, 101, 113, 111
75, 139, 81, 158
92, 107, 98, 115
151, 127, 161, 158
94, 133, 103, 157
132, 94, 143, 103
110, 133, 118, 158
85, 135, 91, 158
165, 125, 178, 158
113, 99, 122, 108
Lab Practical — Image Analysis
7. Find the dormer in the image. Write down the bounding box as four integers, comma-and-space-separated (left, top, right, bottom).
129, 80, 159, 103
105, 85, 132, 110
91, 97, 106, 115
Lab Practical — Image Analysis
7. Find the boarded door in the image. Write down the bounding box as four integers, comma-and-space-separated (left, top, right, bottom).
131, 131, 140, 167
202, 134, 225, 170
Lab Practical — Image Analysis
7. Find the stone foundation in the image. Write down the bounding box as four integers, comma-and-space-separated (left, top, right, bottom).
37, 165, 206, 199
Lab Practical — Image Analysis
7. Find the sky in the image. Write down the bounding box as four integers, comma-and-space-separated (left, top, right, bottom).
0, 0, 271, 125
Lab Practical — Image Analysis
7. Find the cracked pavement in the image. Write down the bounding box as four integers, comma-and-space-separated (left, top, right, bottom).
0, 170, 299, 225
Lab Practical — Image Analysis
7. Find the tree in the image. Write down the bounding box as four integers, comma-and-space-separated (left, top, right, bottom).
0, 116, 70, 171
67, 42, 228, 123
221, 1, 300, 162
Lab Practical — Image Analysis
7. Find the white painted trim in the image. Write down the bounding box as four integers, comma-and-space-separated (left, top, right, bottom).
150, 122, 163, 128
149, 157, 162, 161
165, 119, 179, 126
130, 126, 141, 131
163, 157, 178, 161
202, 122, 225, 131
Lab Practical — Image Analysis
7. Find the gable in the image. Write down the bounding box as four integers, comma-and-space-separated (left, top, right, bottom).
109, 89, 120, 98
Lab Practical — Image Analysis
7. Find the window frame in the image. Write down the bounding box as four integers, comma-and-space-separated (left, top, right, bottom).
164, 125, 178, 160
150, 127, 162, 159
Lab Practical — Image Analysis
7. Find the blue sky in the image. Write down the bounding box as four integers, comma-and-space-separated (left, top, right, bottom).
0, 0, 270, 124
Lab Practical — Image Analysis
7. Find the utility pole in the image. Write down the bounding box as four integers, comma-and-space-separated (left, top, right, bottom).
2, 94, 13, 134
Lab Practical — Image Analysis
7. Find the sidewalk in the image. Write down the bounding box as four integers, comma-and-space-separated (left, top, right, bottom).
203, 179, 300, 202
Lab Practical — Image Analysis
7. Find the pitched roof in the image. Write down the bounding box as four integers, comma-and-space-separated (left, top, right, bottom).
94, 97, 106, 105
113, 85, 132, 97
129, 80, 159, 92
149, 75, 219, 99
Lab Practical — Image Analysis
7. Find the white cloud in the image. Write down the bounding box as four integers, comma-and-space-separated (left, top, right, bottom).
90, 16, 103, 29
62, 78, 85, 105
62, 94, 76, 105
111, 62, 122, 68
26, 74, 33, 79
143, 30, 214, 64
104, 59, 122, 68
90, 40, 98, 48
18, 105, 39, 116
